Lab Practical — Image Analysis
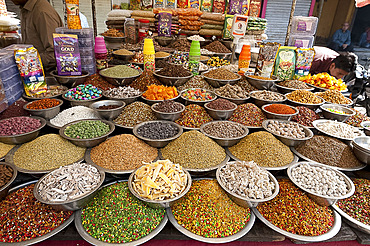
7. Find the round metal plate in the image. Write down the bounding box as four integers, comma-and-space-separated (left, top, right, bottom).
114, 122, 134, 130
332, 204, 370, 234
312, 119, 365, 142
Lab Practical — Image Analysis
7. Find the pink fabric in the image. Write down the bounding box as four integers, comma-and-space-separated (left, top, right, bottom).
309, 46, 339, 75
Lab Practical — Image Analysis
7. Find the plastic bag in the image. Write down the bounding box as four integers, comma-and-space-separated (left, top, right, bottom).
295, 48, 315, 77
66, 0, 82, 29
273, 46, 296, 80
53, 34, 82, 76
255, 42, 280, 78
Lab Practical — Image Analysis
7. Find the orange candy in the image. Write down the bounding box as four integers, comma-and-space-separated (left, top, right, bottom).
143, 84, 178, 100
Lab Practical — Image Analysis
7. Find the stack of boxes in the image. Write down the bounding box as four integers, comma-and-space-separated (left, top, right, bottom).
288, 16, 318, 48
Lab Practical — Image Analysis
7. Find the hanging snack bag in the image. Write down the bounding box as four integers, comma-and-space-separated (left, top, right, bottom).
212, 0, 226, 13
223, 14, 234, 39
53, 34, 82, 76
141, 0, 153, 10
295, 48, 315, 77
241, 0, 249, 15
66, 0, 82, 29
248, 0, 262, 17
166, 0, 177, 8
14, 47, 47, 96
158, 11, 172, 36
255, 42, 280, 78
273, 46, 296, 80
201, 0, 213, 12
178, 0, 189, 8
189, 0, 200, 9
154, 0, 165, 8
227, 0, 242, 15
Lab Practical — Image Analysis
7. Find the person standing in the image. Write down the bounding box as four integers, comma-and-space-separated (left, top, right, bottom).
328, 22, 354, 52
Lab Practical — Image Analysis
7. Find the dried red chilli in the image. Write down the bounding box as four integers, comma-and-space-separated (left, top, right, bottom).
257, 179, 334, 236
291, 106, 320, 127
0, 184, 73, 243
229, 103, 266, 127
26, 98, 60, 110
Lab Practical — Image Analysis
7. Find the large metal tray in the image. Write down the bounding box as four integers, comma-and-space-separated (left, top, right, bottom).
332, 204, 370, 234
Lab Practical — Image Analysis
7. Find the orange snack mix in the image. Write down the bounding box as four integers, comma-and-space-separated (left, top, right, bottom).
143, 84, 178, 100
299, 73, 347, 92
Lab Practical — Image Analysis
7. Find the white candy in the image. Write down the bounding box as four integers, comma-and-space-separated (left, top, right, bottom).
50, 106, 100, 127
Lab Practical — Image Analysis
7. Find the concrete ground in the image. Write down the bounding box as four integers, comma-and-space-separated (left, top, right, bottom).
353, 46, 370, 68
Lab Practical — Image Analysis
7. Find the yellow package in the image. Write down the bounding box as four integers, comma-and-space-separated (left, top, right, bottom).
66, 0, 82, 29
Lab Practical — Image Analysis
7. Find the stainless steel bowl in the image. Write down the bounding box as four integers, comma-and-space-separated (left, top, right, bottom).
214, 94, 250, 105
212, 52, 232, 60
275, 83, 314, 94
285, 93, 325, 110
153, 70, 193, 87
249, 91, 287, 108
155, 36, 174, 46
112, 51, 134, 61
103, 90, 142, 105
360, 121, 370, 136
200, 121, 248, 147
62, 93, 102, 107
216, 161, 279, 207
0, 116, 46, 145
23, 99, 64, 120
142, 93, 181, 106
128, 167, 191, 209
204, 101, 237, 120
50, 70, 90, 87
332, 203, 370, 234
320, 104, 355, 122
59, 119, 115, 148
352, 136, 370, 153
89, 100, 125, 121
312, 119, 365, 142
352, 144, 370, 165
0, 162, 17, 200
151, 102, 185, 121
99, 67, 142, 86
180, 88, 217, 106
245, 75, 278, 90
33, 163, 105, 211
202, 72, 241, 88
261, 104, 298, 120
133, 121, 183, 148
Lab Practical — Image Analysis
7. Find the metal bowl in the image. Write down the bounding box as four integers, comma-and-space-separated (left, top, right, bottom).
22, 85, 68, 101
23, 99, 64, 120
99, 67, 142, 86
216, 161, 279, 208
200, 121, 248, 147
352, 144, 370, 165
33, 163, 105, 211
261, 104, 299, 120
249, 91, 287, 108
352, 136, 370, 153
62, 93, 102, 107
102, 35, 125, 43
151, 102, 185, 121
204, 101, 237, 120
360, 121, 370, 136
287, 162, 355, 206
312, 119, 365, 142
0, 162, 17, 200
262, 119, 313, 147
155, 53, 171, 61
180, 88, 217, 106
214, 94, 250, 105
59, 119, 115, 148
112, 50, 134, 61
89, 100, 125, 121
50, 70, 90, 87
155, 36, 174, 46
211, 52, 232, 60
103, 90, 142, 105
332, 203, 370, 234
202, 71, 241, 88
245, 75, 278, 90
133, 121, 183, 148
275, 83, 314, 94
320, 104, 355, 122
142, 93, 181, 106
128, 167, 191, 209
0, 116, 46, 145
153, 70, 193, 87
285, 93, 325, 110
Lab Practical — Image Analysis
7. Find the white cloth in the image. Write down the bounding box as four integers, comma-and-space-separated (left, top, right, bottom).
79, 12, 89, 28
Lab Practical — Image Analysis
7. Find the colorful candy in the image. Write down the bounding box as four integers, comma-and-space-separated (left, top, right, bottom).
181, 88, 215, 101
175, 104, 212, 128
64, 84, 102, 101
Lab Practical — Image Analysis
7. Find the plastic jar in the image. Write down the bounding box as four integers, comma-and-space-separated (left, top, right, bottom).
138, 19, 150, 42
124, 18, 137, 44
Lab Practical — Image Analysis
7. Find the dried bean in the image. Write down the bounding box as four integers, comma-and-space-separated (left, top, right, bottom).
204, 68, 239, 80
50, 106, 100, 127
175, 104, 212, 128
250, 90, 285, 101
0, 117, 41, 136
215, 84, 248, 99
136, 121, 179, 139
278, 80, 312, 89
266, 120, 306, 139
64, 120, 110, 139
229, 103, 266, 127
291, 106, 320, 127
26, 98, 60, 110
177, 75, 214, 92
129, 71, 162, 92
206, 98, 236, 110
286, 90, 322, 104
203, 121, 245, 138
114, 102, 156, 127
153, 100, 183, 113
104, 86, 141, 98
0, 164, 13, 188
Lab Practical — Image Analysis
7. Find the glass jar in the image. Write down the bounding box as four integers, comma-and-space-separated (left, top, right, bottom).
138, 19, 150, 42
124, 18, 137, 44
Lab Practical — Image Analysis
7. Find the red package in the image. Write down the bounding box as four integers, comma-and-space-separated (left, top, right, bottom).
178, 0, 189, 8
213, 0, 225, 13
248, 0, 262, 17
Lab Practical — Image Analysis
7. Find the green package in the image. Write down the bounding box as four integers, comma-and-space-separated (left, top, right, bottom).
223, 15, 234, 39
273, 46, 296, 80
201, 0, 213, 12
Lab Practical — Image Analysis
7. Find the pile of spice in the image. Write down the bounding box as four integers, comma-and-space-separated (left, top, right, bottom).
0, 164, 13, 189
101, 28, 124, 37
202, 121, 245, 138
155, 51, 170, 58
257, 179, 334, 236
250, 90, 285, 101
222, 64, 239, 73
13, 134, 86, 171
129, 70, 162, 92
50, 106, 100, 127
264, 104, 296, 115
64, 84, 102, 101
315, 120, 363, 139
181, 88, 215, 101
104, 86, 141, 98
337, 178, 370, 226
247, 75, 274, 80
237, 77, 258, 93
0, 184, 73, 243
345, 109, 370, 127
204, 41, 231, 53
168, 38, 191, 52
153, 100, 184, 113
156, 59, 168, 68
136, 121, 180, 140
206, 98, 236, 110
0, 100, 30, 120
97, 105, 121, 110
100, 65, 141, 78
132, 159, 187, 200
316, 90, 352, 105
204, 68, 239, 80
64, 120, 110, 139
91, 134, 157, 171
207, 57, 230, 68
81, 182, 165, 243
215, 84, 248, 99
291, 106, 320, 127
84, 74, 117, 91
162, 130, 226, 169
266, 120, 306, 139
229, 131, 294, 168
229, 103, 267, 127
286, 90, 323, 104
143, 84, 178, 100
37, 162, 101, 202
26, 98, 61, 110
172, 179, 250, 238
113, 49, 134, 56
0, 142, 14, 157
219, 161, 276, 199
113, 102, 156, 127
175, 104, 212, 128
131, 51, 144, 63
278, 80, 312, 89
177, 75, 214, 92
296, 135, 363, 169
0, 116, 41, 136
27, 85, 67, 98
157, 64, 192, 77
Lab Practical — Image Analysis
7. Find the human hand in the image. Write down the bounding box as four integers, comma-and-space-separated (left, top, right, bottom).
342, 44, 348, 48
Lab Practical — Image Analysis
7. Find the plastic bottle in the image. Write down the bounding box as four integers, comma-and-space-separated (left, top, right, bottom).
143, 38, 155, 72
238, 44, 251, 75
124, 18, 137, 44
138, 19, 150, 42
94, 36, 108, 71
188, 40, 201, 75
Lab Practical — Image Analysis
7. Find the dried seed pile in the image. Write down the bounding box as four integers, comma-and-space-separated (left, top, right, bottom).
0, 142, 15, 158
64, 120, 110, 139
296, 135, 363, 169
316, 90, 351, 105
114, 102, 156, 127
175, 104, 212, 128
0, 164, 13, 188
204, 68, 239, 80
251, 90, 285, 101
291, 106, 320, 127
129, 71, 162, 92
237, 77, 257, 93
337, 178, 370, 225
50, 106, 100, 127
177, 75, 214, 92
14, 134, 86, 171
0, 100, 30, 120
157, 64, 192, 77
136, 121, 180, 140
103, 86, 141, 98
153, 100, 183, 113
0, 116, 41, 136
162, 130, 226, 169
0, 184, 73, 243
91, 134, 157, 171
266, 120, 306, 139
229, 131, 294, 168
172, 179, 250, 238
215, 84, 248, 99
315, 120, 363, 139
37, 162, 101, 202
345, 109, 370, 127
202, 121, 245, 138
26, 98, 61, 110
204, 41, 231, 53
82, 182, 165, 243
100, 65, 140, 78
278, 80, 312, 89
286, 90, 322, 104
206, 98, 236, 110
229, 103, 267, 127
257, 179, 334, 236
